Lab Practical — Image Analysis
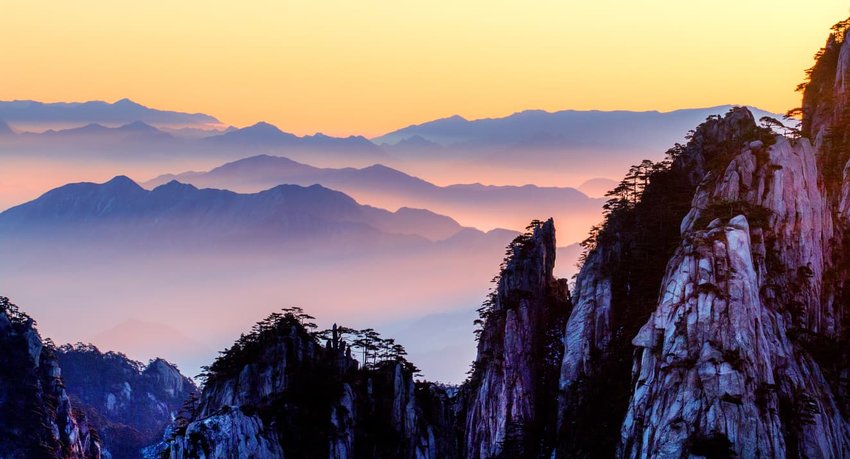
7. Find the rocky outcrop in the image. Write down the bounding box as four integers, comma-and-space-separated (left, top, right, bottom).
552, 28, 850, 453
610, 24, 850, 457
155, 315, 456, 459
463, 219, 570, 458
154, 319, 331, 458
55, 344, 196, 459
349, 361, 456, 458
621, 212, 848, 457
554, 110, 762, 456
0, 297, 101, 459
610, 35, 850, 453
13, 17, 850, 459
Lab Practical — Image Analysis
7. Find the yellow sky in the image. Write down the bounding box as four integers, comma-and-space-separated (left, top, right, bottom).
0, 1, 847, 137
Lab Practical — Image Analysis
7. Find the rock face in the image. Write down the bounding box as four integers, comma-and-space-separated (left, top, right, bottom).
13, 18, 850, 459
55, 344, 197, 459
155, 316, 455, 459
550, 22, 850, 454
554, 110, 755, 456
149, 219, 570, 459
607, 27, 850, 454
611, 26, 850, 457
463, 219, 571, 458
67, 99, 850, 458
0, 297, 101, 459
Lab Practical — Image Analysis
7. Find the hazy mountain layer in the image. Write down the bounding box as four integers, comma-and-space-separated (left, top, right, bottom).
0, 98, 221, 132
0, 177, 521, 382
0, 102, 784, 216
377, 105, 790, 189
150, 105, 850, 458
144, 154, 603, 240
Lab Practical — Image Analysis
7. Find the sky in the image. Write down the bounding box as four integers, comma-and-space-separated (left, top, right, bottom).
1, 1, 848, 137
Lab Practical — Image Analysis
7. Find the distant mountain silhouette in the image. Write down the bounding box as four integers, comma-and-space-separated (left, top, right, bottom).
0, 120, 13, 136
577, 177, 618, 197
144, 154, 604, 241
371, 105, 792, 189
201, 123, 386, 160
0, 176, 467, 243
0, 98, 221, 131
0, 101, 793, 187
382, 134, 444, 154
202, 121, 299, 146
31, 121, 174, 140
0, 176, 520, 381
0, 117, 388, 165
374, 105, 787, 150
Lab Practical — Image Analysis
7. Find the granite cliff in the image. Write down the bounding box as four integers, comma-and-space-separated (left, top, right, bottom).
10, 13, 850, 459
153, 313, 455, 459
56, 344, 197, 459
462, 219, 570, 458
0, 297, 102, 459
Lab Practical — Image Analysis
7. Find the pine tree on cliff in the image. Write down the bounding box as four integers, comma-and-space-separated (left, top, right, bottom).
463, 218, 570, 459
557, 109, 776, 457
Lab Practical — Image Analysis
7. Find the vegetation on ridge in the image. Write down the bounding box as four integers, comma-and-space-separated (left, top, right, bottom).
559, 108, 774, 457
198, 306, 418, 385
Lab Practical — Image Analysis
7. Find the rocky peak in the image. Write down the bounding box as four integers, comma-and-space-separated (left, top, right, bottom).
612, 94, 850, 455
143, 358, 189, 397
571, 65, 850, 455
554, 106, 778, 457
0, 297, 101, 459
801, 21, 850, 144
497, 218, 557, 295
463, 218, 570, 458
56, 344, 196, 458
673, 106, 770, 188
155, 309, 454, 459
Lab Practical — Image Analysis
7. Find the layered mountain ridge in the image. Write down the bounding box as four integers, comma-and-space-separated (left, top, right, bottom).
0, 98, 221, 131
143, 154, 603, 238
0, 175, 519, 383
7, 13, 850, 459
0, 176, 472, 244
141, 19, 850, 457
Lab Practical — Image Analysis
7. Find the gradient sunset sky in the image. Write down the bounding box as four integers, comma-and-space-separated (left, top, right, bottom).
2, 1, 848, 137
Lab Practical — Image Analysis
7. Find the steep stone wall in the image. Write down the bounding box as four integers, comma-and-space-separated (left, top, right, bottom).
0, 297, 101, 459
464, 219, 570, 458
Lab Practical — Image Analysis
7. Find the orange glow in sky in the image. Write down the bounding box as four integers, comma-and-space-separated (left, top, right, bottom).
1, 1, 848, 137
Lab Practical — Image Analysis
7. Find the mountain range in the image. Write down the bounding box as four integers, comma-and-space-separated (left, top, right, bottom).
3, 8, 850, 459
0, 101, 789, 187
376, 105, 787, 151
376, 105, 793, 188
0, 118, 388, 167
144, 154, 604, 239
151, 102, 850, 457
0, 175, 468, 244
0, 176, 524, 382
0, 98, 222, 131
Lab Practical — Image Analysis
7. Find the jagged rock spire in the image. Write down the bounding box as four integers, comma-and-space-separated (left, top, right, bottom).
464, 218, 570, 458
